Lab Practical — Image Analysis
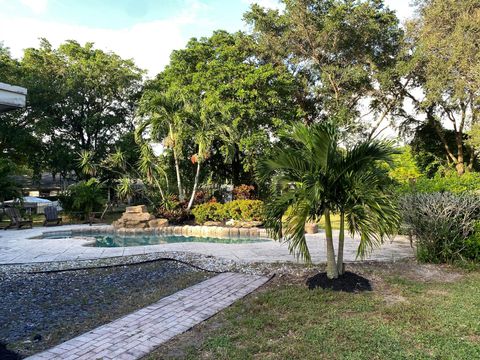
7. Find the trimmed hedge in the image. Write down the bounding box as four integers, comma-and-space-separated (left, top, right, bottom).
192, 200, 265, 224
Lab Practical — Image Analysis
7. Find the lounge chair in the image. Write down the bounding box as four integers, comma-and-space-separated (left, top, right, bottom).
4, 208, 33, 230
43, 206, 62, 226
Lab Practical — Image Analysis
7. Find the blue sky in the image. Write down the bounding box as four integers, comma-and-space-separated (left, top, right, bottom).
0, 0, 414, 76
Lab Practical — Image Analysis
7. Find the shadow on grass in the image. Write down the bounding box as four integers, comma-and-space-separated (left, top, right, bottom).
306, 271, 372, 292
0, 342, 21, 360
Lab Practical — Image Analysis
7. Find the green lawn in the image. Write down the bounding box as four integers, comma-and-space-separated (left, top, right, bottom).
149, 262, 480, 359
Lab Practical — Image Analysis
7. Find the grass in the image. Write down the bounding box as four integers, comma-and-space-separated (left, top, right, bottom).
317, 213, 341, 230
148, 262, 480, 359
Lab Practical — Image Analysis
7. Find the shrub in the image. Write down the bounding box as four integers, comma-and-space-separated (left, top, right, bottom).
192, 200, 265, 224
59, 178, 106, 217
220, 200, 265, 221
399, 171, 480, 195
399, 192, 480, 263
191, 202, 223, 224
232, 184, 255, 200
155, 195, 193, 225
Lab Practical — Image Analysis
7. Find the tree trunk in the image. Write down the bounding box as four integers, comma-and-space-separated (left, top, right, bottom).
169, 122, 184, 201
187, 161, 201, 210
172, 147, 184, 201
455, 132, 465, 175
336, 212, 345, 275
324, 209, 338, 279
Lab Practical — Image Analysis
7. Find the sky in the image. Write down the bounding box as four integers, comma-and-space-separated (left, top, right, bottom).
0, 0, 415, 77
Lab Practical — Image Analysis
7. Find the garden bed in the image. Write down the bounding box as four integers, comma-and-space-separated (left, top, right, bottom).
0, 260, 214, 358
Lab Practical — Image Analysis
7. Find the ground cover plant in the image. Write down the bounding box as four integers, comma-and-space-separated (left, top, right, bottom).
147, 261, 480, 360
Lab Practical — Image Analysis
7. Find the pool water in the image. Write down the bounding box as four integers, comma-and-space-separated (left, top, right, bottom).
41, 232, 270, 247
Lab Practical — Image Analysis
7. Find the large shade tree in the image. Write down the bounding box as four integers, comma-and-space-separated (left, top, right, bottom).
399, 0, 480, 175
258, 123, 399, 279
138, 30, 301, 203
244, 0, 403, 136
17, 39, 144, 178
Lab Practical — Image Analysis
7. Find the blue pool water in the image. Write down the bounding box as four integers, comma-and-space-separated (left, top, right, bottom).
40, 232, 270, 247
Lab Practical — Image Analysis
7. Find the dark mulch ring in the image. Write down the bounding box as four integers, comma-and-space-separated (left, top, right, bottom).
0, 260, 214, 359
306, 271, 373, 292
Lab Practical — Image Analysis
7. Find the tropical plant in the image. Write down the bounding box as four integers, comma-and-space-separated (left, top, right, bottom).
399, 192, 480, 263
58, 178, 106, 218
137, 89, 187, 201
258, 122, 399, 279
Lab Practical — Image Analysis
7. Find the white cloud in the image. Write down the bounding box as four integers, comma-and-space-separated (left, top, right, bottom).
20, 0, 48, 14
0, 0, 208, 77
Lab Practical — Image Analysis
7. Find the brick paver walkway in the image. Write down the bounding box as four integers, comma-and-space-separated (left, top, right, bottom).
26, 272, 270, 360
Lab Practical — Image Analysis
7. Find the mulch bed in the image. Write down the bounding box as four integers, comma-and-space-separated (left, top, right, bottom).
306, 271, 373, 292
0, 260, 214, 358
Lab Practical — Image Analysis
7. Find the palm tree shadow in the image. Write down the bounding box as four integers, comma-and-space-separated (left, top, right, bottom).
306, 271, 372, 292
0, 342, 21, 360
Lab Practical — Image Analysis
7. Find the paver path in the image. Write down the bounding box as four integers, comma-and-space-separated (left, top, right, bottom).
26, 272, 270, 360
0, 225, 414, 265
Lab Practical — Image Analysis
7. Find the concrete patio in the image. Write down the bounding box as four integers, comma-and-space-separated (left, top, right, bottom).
0, 225, 414, 265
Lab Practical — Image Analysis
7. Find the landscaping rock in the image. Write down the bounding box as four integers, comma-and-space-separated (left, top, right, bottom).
204, 221, 223, 227
148, 219, 169, 228
113, 205, 167, 230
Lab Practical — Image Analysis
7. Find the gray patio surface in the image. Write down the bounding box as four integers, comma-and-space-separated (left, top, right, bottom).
0, 225, 414, 265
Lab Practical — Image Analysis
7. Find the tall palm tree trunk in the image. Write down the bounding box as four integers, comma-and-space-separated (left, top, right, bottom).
324, 209, 338, 279
169, 123, 184, 201
187, 161, 201, 210
337, 212, 345, 275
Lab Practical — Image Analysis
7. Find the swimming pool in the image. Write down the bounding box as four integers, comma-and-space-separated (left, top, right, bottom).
40, 232, 270, 247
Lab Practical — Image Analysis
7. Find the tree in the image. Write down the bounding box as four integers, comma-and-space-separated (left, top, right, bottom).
400, 0, 480, 175
155, 30, 300, 186
258, 122, 399, 279
0, 44, 42, 168
245, 0, 402, 134
0, 159, 21, 204
20, 39, 144, 176
137, 89, 187, 201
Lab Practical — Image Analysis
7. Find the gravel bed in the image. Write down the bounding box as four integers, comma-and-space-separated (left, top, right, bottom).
0, 251, 291, 277
0, 259, 214, 358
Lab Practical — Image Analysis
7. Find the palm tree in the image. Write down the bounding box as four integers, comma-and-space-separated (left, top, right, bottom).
137, 89, 186, 201
258, 122, 399, 279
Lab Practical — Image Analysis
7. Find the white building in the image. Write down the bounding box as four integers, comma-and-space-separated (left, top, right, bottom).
0, 82, 27, 113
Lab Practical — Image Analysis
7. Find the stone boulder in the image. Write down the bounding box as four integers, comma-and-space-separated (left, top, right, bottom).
148, 218, 169, 228
113, 205, 168, 229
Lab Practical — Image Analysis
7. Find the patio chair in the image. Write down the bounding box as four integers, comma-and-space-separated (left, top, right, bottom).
4, 207, 33, 230
43, 206, 62, 226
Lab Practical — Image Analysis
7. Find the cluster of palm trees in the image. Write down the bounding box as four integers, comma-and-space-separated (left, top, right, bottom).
258, 123, 400, 279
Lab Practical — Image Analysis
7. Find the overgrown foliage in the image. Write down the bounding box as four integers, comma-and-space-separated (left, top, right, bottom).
399, 192, 480, 263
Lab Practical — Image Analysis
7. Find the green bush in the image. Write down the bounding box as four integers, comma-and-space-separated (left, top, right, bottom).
59, 178, 106, 217
192, 200, 265, 224
399, 192, 480, 263
219, 200, 265, 221
399, 171, 480, 195
191, 202, 223, 224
